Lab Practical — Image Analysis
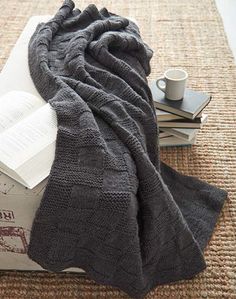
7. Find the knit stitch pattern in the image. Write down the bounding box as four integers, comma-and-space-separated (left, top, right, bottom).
27, 1, 228, 298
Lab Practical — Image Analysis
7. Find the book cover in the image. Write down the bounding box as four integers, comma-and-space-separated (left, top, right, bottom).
161, 128, 199, 141
159, 135, 197, 147
149, 80, 211, 119
156, 109, 184, 121
159, 131, 173, 138
156, 109, 203, 122
158, 113, 208, 128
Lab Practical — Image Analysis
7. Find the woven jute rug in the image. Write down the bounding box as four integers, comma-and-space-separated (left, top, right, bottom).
0, 0, 235, 298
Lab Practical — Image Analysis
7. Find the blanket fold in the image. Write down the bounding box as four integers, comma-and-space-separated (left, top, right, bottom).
27, 1, 228, 298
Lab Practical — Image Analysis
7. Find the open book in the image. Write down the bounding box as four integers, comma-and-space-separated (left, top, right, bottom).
0, 90, 57, 189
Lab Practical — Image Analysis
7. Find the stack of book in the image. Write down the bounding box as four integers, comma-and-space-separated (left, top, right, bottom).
149, 80, 211, 147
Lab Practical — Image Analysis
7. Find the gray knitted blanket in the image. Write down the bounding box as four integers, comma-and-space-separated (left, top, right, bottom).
27, 1, 228, 298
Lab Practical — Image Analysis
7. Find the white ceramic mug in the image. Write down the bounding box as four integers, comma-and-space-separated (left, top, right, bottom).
156, 69, 188, 101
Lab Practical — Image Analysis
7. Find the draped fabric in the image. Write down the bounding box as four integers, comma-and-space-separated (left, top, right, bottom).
27, 1, 227, 297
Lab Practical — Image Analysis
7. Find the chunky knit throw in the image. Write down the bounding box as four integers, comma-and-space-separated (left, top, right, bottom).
27, 1, 228, 298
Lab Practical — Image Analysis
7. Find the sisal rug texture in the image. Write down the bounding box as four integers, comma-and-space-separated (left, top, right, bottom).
0, 0, 235, 298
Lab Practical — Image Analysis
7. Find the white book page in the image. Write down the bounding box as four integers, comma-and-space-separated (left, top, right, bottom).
0, 90, 44, 133
16, 142, 56, 189
0, 103, 57, 170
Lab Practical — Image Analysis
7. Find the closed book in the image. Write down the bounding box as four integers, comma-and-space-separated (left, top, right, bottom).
149, 80, 211, 119
159, 135, 197, 147
159, 131, 173, 138
156, 109, 203, 122
161, 128, 199, 141
158, 113, 208, 128
156, 109, 184, 121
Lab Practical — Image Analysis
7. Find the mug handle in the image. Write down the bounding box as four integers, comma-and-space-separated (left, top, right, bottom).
156, 77, 166, 92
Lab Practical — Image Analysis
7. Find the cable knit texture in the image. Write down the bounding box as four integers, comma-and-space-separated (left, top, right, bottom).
27, 1, 228, 298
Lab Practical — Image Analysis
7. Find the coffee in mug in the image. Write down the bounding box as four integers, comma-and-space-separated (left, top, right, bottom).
156, 68, 188, 101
